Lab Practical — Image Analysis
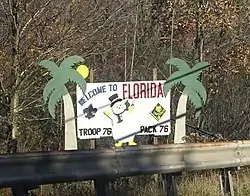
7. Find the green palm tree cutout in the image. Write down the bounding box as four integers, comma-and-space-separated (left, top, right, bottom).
163, 58, 209, 118
39, 55, 87, 118
163, 58, 209, 143
39, 55, 88, 150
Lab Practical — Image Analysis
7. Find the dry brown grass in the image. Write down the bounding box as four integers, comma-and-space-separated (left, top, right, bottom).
1, 169, 250, 195
234, 168, 250, 196
178, 171, 221, 196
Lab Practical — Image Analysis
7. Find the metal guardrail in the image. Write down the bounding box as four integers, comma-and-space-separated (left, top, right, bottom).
0, 140, 249, 189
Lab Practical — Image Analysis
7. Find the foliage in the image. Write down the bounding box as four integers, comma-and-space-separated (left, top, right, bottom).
164, 58, 209, 118
39, 55, 87, 118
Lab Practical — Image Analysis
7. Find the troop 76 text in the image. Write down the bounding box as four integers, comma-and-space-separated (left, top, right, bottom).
78, 124, 169, 138
78, 127, 112, 137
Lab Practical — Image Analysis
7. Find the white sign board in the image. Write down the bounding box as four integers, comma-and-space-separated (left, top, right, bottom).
76, 80, 171, 141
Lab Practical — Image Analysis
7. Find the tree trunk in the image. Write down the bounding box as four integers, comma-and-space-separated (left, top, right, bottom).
63, 93, 77, 150
8, 0, 20, 153
10, 89, 19, 153
174, 92, 188, 144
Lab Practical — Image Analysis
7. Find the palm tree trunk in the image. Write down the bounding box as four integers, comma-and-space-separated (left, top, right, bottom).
174, 92, 188, 143
63, 93, 77, 150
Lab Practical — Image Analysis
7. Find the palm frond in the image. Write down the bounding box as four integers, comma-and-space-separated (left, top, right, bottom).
163, 71, 184, 96
165, 58, 190, 72
48, 86, 68, 119
43, 79, 57, 103
60, 55, 85, 69
67, 69, 87, 93
39, 60, 58, 74
184, 87, 203, 119
184, 79, 207, 103
190, 62, 209, 79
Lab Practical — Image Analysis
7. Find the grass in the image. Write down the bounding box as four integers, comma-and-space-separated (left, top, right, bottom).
178, 171, 221, 196
234, 169, 250, 196
1, 169, 250, 195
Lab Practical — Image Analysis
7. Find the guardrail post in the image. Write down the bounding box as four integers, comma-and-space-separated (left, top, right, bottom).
94, 179, 109, 196
219, 168, 234, 196
162, 173, 179, 196
12, 184, 39, 196
11, 187, 29, 196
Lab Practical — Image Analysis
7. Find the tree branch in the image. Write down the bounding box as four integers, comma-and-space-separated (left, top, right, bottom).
129, 2, 139, 81
19, 0, 52, 38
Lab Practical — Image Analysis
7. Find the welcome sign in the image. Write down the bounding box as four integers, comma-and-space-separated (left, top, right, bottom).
39, 55, 208, 149
76, 80, 171, 143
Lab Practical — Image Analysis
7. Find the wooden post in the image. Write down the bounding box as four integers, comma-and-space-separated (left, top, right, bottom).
89, 69, 96, 149
154, 64, 179, 196
89, 69, 109, 195
153, 68, 158, 145
152, 68, 162, 190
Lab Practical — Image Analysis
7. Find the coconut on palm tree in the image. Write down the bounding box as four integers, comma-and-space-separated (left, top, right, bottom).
163, 58, 209, 143
39, 55, 89, 150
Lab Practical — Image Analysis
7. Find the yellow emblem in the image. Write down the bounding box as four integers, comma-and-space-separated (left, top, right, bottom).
150, 103, 166, 121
